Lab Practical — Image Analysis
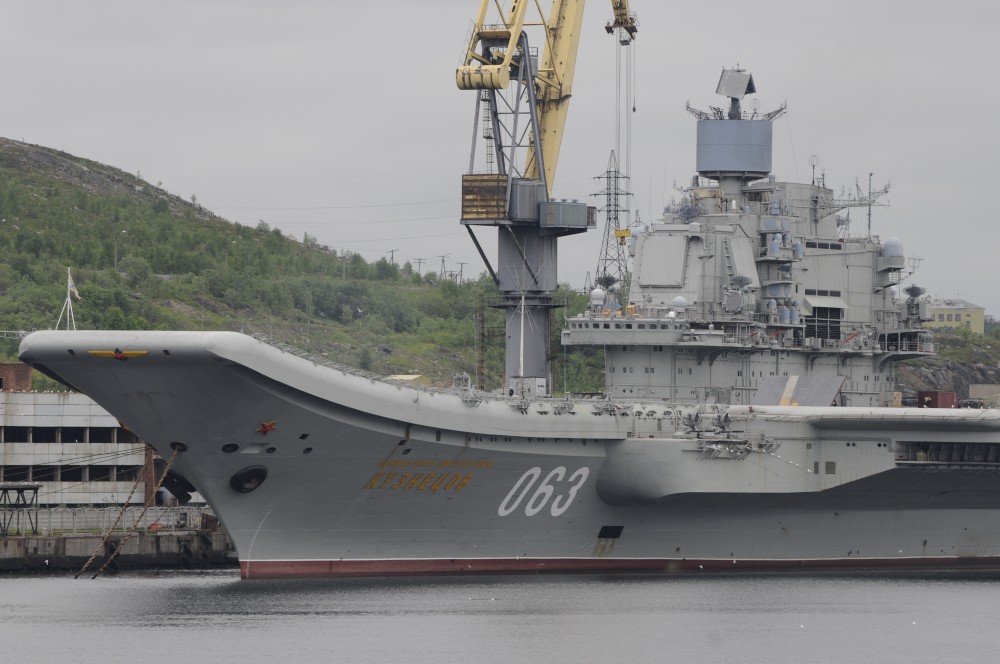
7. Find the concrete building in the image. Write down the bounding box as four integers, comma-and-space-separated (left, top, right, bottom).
924, 297, 986, 335
0, 364, 152, 507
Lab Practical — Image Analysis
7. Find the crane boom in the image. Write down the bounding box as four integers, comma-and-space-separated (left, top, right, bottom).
524, 0, 585, 191
457, 0, 584, 195
455, 0, 530, 91
606, 0, 638, 42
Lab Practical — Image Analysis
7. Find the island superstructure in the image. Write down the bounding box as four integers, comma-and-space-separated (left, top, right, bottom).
565, 67, 931, 409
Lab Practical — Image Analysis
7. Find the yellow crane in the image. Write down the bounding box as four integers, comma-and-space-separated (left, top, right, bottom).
456, 0, 584, 195
455, 1, 633, 396
606, 0, 638, 43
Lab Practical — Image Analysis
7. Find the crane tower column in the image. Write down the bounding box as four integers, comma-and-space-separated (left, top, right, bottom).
457, 0, 594, 398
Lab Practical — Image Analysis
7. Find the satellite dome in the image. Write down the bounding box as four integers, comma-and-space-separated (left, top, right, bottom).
883, 237, 904, 257
589, 288, 607, 306
671, 296, 689, 313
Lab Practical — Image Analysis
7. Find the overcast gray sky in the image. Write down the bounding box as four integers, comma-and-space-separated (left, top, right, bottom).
6, 1, 999, 317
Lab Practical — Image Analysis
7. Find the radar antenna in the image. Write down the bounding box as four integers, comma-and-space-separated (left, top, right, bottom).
860, 172, 891, 238
815, 171, 890, 235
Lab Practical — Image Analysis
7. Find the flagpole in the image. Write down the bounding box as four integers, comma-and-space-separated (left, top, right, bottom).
55, 267, 77, 330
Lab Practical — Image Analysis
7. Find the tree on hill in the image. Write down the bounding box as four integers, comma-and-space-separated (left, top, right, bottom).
0, 139, 605, 392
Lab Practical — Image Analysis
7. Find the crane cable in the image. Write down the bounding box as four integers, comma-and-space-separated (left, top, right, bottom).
76, 445, 180, 579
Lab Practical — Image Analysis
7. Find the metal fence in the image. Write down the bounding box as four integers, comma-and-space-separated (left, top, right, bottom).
2, 506, 219, 535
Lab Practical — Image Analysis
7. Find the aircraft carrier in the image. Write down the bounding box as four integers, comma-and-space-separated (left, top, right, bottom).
18, 3, 1000, 578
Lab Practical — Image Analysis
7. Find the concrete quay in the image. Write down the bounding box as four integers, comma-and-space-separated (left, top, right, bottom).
0, 529, 236, 573
0, 507, 237, 573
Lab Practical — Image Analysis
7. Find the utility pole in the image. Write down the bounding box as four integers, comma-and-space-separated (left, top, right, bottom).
341, 250, 353, 280
456, 262, 467, 284
114, 230, 127, 271
385, 248, 399, 265
413, 258, 425, 275
437, 253, 450, 278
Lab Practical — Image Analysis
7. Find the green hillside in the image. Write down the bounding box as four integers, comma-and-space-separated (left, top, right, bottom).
3, 137, 996, 400
0, 138, 604, 393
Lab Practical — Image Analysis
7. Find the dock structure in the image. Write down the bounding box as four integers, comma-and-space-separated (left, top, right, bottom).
0, 482, 41, 535
0, 506, 236, 573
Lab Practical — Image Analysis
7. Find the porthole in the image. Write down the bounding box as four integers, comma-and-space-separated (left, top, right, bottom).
222, 443, 239, 453
170, 442, 188, 452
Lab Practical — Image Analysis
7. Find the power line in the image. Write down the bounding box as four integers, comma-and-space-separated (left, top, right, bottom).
210, 197, 455, 211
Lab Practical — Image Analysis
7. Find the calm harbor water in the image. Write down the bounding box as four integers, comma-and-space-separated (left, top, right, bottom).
3, 570, 999, 663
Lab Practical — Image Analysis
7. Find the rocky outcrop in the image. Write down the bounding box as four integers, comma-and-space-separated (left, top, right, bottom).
0, 137, 216, 222
896, 333, 1000, 398
897, 359, 1000, 398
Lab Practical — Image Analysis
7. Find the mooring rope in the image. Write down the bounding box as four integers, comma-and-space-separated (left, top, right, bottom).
81, 445, 181, 579
74, 462, 147, 579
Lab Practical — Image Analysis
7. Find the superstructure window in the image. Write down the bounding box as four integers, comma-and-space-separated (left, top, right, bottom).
805, 307, 842, 340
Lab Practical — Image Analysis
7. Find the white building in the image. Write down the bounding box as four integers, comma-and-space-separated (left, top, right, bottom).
0, 390, 149, 506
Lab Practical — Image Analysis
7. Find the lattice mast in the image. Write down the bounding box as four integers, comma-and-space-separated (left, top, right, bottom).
592, 1, 638, 302
592, 150, 632, 299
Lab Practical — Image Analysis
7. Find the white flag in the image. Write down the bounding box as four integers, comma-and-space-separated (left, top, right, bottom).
68, 269, 81, 300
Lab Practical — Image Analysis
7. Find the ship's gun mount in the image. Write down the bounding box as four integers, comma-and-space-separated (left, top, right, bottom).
681, 405, 732, 436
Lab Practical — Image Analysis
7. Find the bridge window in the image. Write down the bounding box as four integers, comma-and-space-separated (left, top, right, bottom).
805, 307, 842, 340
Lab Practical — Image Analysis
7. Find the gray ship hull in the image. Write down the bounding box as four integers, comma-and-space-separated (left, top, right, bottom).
19, 330, 1000, 579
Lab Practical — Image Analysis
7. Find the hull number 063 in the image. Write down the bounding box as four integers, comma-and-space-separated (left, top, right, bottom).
498, 466, 589, 517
